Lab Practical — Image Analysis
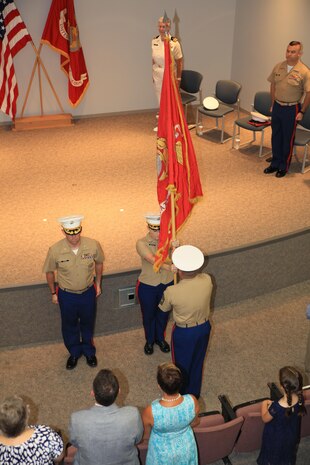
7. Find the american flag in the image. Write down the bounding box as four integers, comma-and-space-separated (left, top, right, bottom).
0, 0, 32, 119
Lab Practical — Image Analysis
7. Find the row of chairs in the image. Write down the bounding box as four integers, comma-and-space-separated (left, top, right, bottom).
63, 385, 310, 465
138, 385, 310, 465
179, 70, 310, 173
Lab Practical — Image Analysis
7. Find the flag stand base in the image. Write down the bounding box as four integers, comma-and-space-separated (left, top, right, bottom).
13, 114, 73, 131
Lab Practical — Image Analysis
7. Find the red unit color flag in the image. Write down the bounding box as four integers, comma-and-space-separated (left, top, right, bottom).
41, 0, 89, 106
154, 35, 203, 271
0, 0, 32, 119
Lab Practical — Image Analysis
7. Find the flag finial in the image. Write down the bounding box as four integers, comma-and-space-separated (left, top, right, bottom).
163, 11, 169, 35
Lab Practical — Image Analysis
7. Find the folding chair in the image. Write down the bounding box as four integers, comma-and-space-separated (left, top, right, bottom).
196, 80, 242, 143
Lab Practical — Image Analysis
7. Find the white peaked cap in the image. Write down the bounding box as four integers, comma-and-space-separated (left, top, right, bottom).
172, 245, 204, 271
144, 213, 160, 227
203, 96, 219, 110
57, 215, 84, 230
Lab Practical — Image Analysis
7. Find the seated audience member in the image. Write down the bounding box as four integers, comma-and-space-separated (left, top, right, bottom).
0, 395, 63, 465
69, 369, 143, 465
142, 362, 199, 465
257, 366, 306, 465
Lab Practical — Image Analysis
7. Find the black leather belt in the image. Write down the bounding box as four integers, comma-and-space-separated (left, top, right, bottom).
59, 284, 93, 294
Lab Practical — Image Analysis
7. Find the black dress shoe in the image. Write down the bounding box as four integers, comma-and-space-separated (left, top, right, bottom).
264, 166, 278, 174
144, 342, 154, 355
276, 169, 287, 178
155, 340, 170, 353
86, 355, 98, 367
66, 356, 78, 370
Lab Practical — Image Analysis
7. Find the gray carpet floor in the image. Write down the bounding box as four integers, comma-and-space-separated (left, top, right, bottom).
1, 280, 310, 463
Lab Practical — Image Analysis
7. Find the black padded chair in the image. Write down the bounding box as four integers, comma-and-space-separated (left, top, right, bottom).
196, 79, 242, 143
232, 91, 272, 158
293, 106, 310, 173
180, 70, 203, 123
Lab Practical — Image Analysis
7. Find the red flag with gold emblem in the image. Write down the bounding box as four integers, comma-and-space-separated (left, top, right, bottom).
41, 0, 89, 106
154, 36, 203, 271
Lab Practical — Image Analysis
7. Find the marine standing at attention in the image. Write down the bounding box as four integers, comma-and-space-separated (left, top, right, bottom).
264, 41, 310, 178
43, 215, 104, 370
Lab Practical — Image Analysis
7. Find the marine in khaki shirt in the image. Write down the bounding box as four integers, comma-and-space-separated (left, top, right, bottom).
159, 273, 212, 327
136, 233, 174, 286
264, 41, 310, 177
136, 214, 174, 355
43, 236, 104, 292
159, 245, 213, 399
268, 59, 310, 104
43, 215, 104, 370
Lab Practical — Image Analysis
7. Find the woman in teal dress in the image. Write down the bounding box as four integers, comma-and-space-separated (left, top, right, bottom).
142, 363, 199, 465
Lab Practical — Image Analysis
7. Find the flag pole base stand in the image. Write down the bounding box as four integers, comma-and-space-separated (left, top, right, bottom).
13, 114, 73, 131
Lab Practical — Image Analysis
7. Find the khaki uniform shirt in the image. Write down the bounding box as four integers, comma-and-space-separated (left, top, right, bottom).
43, 237, 104, 291
268, 60, 310, 103
136, 234, 174, 286
159, 274, 212, 326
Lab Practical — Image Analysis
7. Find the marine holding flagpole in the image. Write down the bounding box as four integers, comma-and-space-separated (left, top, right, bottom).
136, 214, 174, 355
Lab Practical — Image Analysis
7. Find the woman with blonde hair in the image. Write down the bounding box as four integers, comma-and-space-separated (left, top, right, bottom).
142, 362, 199, 465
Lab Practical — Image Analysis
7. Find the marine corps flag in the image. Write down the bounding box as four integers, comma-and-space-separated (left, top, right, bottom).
154, 35, 203, 271
41, 0, 89, 106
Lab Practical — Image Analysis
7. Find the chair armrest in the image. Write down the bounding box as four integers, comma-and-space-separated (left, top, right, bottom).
218, 394, 236, 421
199, 410, 221, 417
268, 382, 282, 401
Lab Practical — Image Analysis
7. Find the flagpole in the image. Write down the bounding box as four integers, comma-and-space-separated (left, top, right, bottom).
163, 13, 178, 284
20, 43, 65, 118
35, 45, 65, 113
169, 187, 178, 284
20, 43, 40, 118
37, 47, 44, 116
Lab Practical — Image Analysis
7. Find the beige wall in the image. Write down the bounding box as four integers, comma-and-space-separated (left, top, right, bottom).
4, 0, 309, 123
232, 0, 310, 110
0, 0, 236, 122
